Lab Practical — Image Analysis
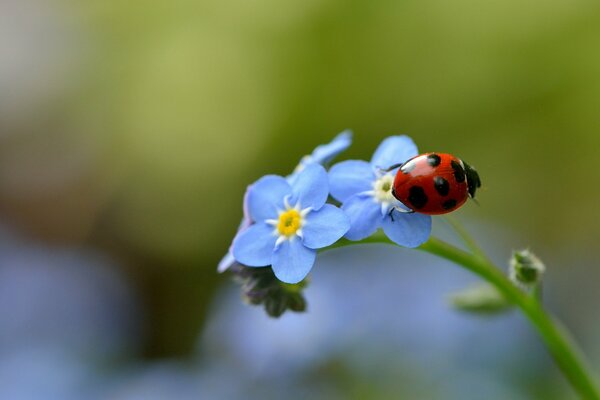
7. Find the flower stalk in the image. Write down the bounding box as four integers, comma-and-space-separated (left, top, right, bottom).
329, 232, 600, 399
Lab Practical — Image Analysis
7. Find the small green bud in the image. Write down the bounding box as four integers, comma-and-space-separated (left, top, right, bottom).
509, 249, 545, 288
449, 283, 512, 314
228, 264, 308, 318
287, 292, 307, 312
264, 294, 288, 318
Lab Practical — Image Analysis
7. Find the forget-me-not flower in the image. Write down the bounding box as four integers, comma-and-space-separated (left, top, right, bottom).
287, 130, 352, 184
218, 131, 352, 273
232, 164, 350, 283
328, 136, 431, 247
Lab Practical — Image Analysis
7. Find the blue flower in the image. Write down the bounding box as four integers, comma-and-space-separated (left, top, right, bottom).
328, 136, 431, 247
231, 164, 350, 283
287, 130, 352, 185
218, 131, 352, 273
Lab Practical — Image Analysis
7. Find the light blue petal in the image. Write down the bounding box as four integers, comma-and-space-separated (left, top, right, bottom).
217, 252, 236, 273
290, 164, 329, 211
241, 186, 252, 223
342, 194, 382, 240
247, 175, 292, 221
271, 240, 317, 283
381, 211, 432, 248
285, 171, 301, 186
286, 131, 352, 185
232, 223, 276, 266
217, 214, 253, 273
328, 160, 375, 203
370, 135, 419, 170
309, 129, 352, 165
302, 204, 350, 249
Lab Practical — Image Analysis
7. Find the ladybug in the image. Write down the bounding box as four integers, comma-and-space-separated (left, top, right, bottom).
388, 153, 481, 215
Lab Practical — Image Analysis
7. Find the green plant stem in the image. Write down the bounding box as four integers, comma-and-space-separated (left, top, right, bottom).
442, 215, 489, 261
421, 237, 599, 399
328, 234, 600, 399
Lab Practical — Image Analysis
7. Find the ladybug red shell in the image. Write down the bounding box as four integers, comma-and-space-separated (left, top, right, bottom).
391, 153, 481, 215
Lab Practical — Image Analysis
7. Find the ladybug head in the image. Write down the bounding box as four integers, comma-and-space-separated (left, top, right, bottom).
463, 161, 481, 199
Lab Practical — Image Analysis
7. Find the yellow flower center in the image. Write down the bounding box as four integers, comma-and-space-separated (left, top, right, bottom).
277, 209, 302, 237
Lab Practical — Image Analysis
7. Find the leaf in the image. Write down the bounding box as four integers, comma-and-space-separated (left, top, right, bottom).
448, 283, 513, 315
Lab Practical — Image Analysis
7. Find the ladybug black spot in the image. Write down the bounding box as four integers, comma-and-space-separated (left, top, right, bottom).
451, 160, 466, 183
433, 176, 449, 196
442, 199, 457, 210
401, 160, 416, 174
408, 186, 428, 209
427, 154, 441, 167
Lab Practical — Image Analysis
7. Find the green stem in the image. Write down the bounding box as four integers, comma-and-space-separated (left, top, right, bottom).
328, 234, 600, 399
442, 215, 489, 261
421, 238, 599, 399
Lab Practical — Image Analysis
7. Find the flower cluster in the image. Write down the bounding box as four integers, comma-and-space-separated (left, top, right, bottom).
221, 132, 432, 315
218, 131, 352, 274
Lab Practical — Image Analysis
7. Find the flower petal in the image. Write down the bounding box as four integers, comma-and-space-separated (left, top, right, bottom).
290, 164, 329, 211
247, 175, 292, 221
342, 194, 382, 240
309, 129, 352, 165
381, 211, 432, 248
232, 223, 276, 266
241, 186, 252, 223
217, 214, 253, 273
271, 240, 317, 283
302, 204, 350, 249
328, 160, 375, 203
217, 252, 236, 273
370, 135, 419, 170
286, 131, 353, 185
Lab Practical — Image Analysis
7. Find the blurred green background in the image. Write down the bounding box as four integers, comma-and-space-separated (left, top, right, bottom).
2, 0, 600, 397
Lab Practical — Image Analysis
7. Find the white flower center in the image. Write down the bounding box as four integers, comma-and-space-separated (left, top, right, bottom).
364, 173, 407, 216
372, 174, 396, 203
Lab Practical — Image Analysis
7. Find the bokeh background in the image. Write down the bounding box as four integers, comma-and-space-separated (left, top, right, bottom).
1, 0, 600, 398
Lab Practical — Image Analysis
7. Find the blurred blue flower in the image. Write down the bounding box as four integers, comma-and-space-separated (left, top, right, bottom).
0, 231, 140, 358
232, 164, 349, 283
0, 225, 141, 400
218, 130, 352, 273
328, 136, 431, 247
0, 347, 99, 400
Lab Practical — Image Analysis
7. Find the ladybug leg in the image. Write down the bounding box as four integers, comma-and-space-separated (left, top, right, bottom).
388, 205, 415, 221
380, 162, 404, 173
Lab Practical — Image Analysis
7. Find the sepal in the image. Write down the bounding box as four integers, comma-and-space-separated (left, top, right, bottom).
229, 264, 308, 318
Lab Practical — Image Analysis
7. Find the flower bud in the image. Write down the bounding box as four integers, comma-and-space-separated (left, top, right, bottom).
228, 263, 308, 318
509, 249, 545, 288
264, 294, 288, 318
